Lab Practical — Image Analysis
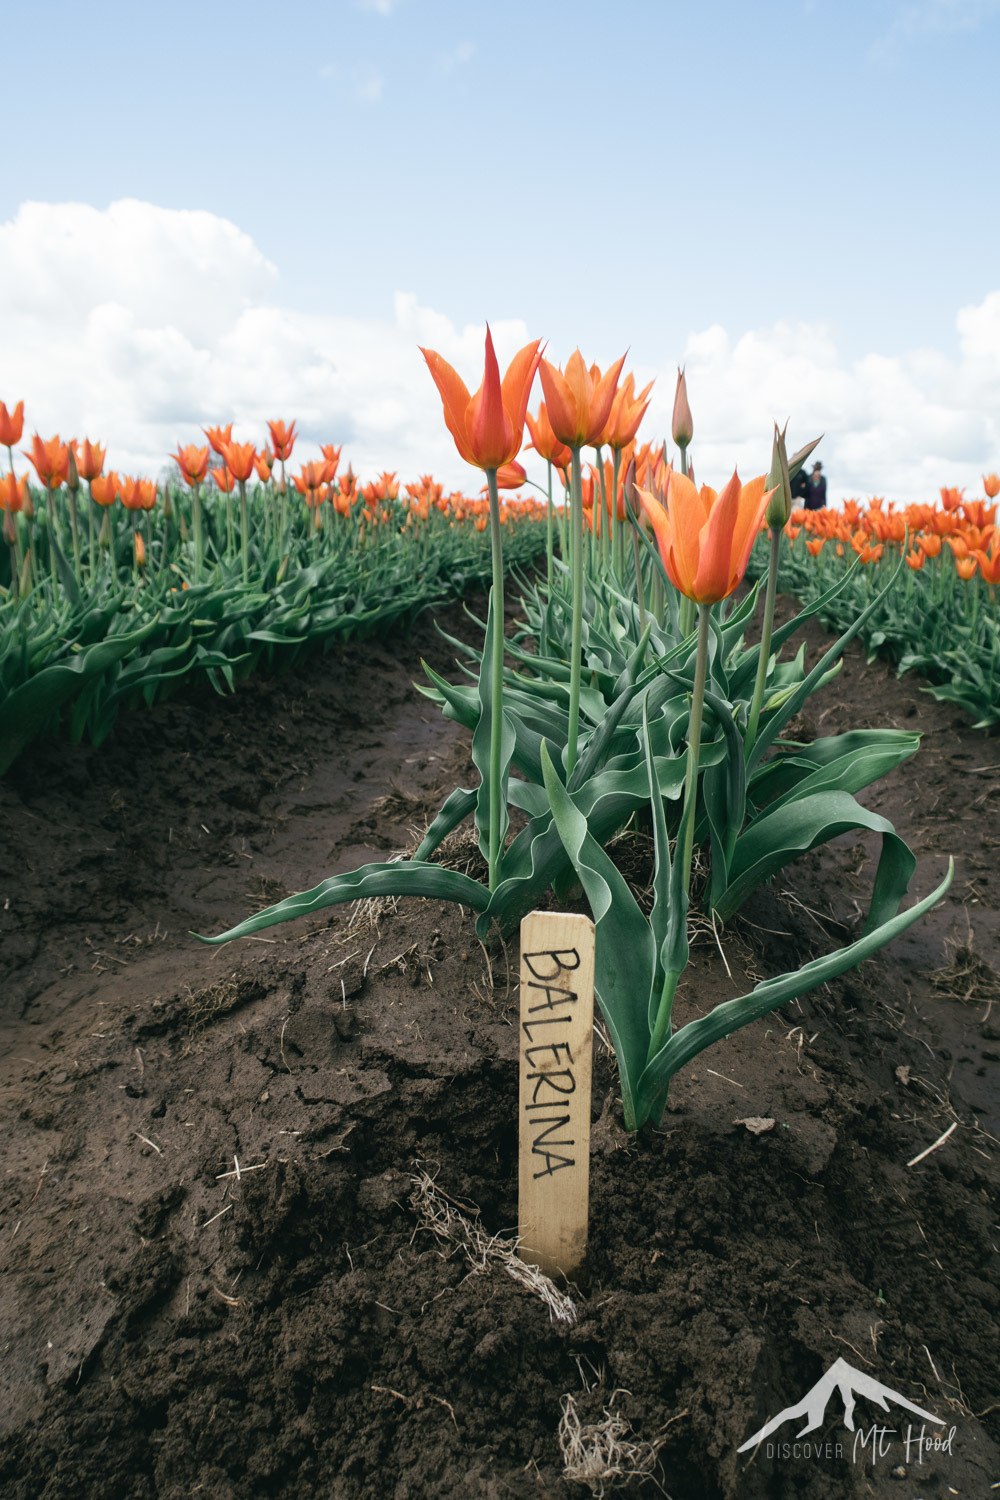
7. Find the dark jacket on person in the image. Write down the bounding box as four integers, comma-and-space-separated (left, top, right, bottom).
805, 473, 827, 510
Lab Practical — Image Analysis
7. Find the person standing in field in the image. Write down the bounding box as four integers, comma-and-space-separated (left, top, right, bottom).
806, 461, 827, 510
791, 463, 810, 507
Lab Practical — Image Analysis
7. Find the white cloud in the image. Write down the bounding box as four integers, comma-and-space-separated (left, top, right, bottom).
0, 197, 997, 502
653, 305, 1000, 501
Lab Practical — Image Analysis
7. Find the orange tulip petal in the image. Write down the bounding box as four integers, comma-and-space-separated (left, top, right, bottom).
500, 339, 543, 448
467, 326, 515, 470
663, 470, 706, 600
538, 360, 581, 449
587, 352, 627, 446
420, 347, 476, 466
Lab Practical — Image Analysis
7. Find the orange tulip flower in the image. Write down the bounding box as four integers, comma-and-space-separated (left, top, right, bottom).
805, 537, 826, 557
538, 349, 626, 449
320, 444, 343, 480
919, 533, 943, 558
604, 373, 654, 451
638, 468, 774, 605
495, 460, 527, 490
24, 434, 70, 490
74, 439, 106, 482
267, 419, 297, 462
939, 485, 964, 512
961, 499, 995, 530
905, 548, 925, 570
421, 326, 542, 471
955, 556, 977, 581
293, 461, 327, 498
221, 441, 256, 484
0, 400, 25, 448
984, 473, 1000, 500
119, 476, 157, 512
973, 546, 1000, 584
91, 473, 119, 507
524, 402, 572, 470
174, 444, 211, 487
203, 423, 234, 455
134, 531, 147, 568
211, 465, 237, 494
254, 450, 273, 482
0, 471, 28, 513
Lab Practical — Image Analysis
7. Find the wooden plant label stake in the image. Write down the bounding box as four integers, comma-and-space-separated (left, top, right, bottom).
517, 911, 596, 1280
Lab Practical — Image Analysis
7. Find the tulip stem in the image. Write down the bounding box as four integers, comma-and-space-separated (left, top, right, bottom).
86, 487, 96, 586
485, 467, 505, 891
545, 460, 554, 592
632, 527, 646, 630
567, 445, 585, 775
679, 603, 712, 900
647, 968, 679, 1065
238, 480, 249, 584
746, 525, 782, 749
45, 492, 59, 594
68, 492, 82, 581
193, 484, 204, 584
611, 448, 622, 577
12, 512, 25, 590
595, 444, 609, 571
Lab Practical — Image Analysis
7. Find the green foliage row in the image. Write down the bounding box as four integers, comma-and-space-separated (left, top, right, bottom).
0, 487, 546, 773
748, 534, 1000, 728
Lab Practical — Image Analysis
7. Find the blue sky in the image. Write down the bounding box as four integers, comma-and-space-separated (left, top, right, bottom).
2, 0, 999, 497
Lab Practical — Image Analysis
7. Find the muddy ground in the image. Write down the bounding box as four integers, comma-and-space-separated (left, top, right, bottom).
1, 593, 998, 1499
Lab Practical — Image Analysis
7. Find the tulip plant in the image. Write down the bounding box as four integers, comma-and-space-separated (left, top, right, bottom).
201, 334, 953, 1131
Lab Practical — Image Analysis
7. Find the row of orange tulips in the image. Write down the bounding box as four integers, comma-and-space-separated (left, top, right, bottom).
784, 487, 1000, 584
0, 394, 550, 600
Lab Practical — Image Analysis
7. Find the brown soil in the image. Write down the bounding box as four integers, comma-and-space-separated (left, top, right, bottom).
1, 592, 998, 1500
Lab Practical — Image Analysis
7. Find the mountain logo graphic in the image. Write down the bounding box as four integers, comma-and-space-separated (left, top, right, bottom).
739, 1356, 944, 1452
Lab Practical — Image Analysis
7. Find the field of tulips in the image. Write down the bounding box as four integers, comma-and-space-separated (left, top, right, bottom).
747, 483, 1000, 727
2, 347, 998, 1500
0, 404, 547, 772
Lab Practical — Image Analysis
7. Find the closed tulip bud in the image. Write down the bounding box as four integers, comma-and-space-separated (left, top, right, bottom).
134, 531, 146, 568
765, 422, 793, 528
671, 367, 693, 449
66, 444, 80, 492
